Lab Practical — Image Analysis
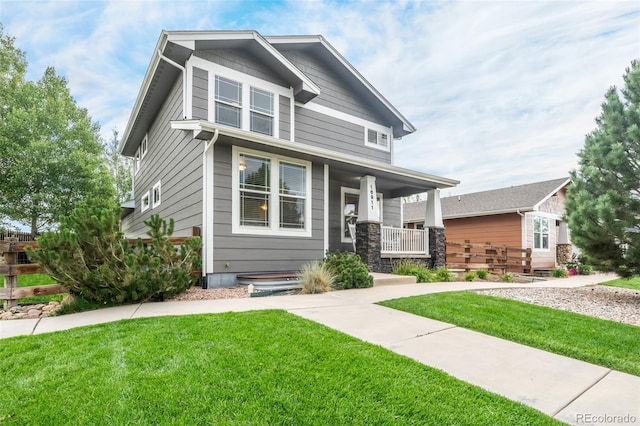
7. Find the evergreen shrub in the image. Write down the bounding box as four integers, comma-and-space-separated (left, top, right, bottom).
27, 202, 201, 305
324, 251, 373, 289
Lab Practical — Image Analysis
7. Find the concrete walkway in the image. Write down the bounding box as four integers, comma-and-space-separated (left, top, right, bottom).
1, 273, 638, 425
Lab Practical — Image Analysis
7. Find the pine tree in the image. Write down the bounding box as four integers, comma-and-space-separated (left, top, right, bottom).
565, 60, 640, 278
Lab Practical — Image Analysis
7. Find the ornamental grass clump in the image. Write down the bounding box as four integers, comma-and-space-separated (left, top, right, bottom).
464, 272, 476, 282
476, 269, 489, 280
552, 267, 569, 278
435, 267, 456, 282
298, 261, 335, 294
391, 259, 435, 283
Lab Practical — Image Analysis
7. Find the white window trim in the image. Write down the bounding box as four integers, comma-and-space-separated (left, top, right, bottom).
140, 134, 148, 159
134, 147, 141, 176
186, 56, 290, 138
365, 128, 390, 152
340, 187, 383, 243
232, 146, 312, 237
533, 215, 550, 252
152, 181, 161, 209
141, 190, 150, 212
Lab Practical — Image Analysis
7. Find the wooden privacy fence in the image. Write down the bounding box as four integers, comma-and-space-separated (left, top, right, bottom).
1, 228, 201, 310
445, 240, 532, 274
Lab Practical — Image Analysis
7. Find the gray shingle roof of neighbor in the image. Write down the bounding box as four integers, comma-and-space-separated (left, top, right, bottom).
403, 177, 571, 221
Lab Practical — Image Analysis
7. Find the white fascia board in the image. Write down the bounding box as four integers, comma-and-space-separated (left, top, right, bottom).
444, 207, 534, 220
120, 31, 169, 153
170, 119, 458, 188
532, 178, 572, 211
268, 35, 416, 134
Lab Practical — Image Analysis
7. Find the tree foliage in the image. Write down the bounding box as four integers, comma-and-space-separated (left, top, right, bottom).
104, 129, 133, 203
565, 60, 640, 278
0, 26, 114, 236
27, 202, 202, 304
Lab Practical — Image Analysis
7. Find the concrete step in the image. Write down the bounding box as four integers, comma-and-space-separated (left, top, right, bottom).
370, 272, 417, 286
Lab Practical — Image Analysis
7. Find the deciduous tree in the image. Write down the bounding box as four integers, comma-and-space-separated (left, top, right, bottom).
0, 26, 114, 236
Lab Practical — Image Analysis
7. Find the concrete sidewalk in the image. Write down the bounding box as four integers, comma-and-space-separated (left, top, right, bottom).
1, 273, 638, 425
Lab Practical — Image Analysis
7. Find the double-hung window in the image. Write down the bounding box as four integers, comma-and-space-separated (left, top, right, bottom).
533, 216, 549, 250
250, 87, 274, 136
215, 76, 242, 128
233, 147, 311, 236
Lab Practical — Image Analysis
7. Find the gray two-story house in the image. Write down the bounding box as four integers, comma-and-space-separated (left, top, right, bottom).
120, 30, 458, 288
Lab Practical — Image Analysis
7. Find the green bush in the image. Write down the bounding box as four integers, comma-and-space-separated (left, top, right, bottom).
323, 251, 373, 289
298, 261, 335, 294
500, 273, 513, 283
464, 272, 476, 282
27, 202, 201, 305
551, 267, 569, 278
391, 259, 435, 283
434, 267, 456, 282
476, 270, 489, 280
578, 263, 593, 275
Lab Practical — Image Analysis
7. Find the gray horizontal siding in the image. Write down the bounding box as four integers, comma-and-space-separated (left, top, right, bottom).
295, 107, 391, 163
195, 49, 289, 87
383, 198, 402, 227
212, 143, 324, 273
279, 95, 291, 141
192, 66, 208, 120
279, 49, 387, 124
121, 75, 203, 238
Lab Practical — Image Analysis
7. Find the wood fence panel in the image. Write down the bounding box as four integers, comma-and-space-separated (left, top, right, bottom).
445, 240, 531, 274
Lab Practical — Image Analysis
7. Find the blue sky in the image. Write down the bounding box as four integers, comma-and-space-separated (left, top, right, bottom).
1, 0, 639, 196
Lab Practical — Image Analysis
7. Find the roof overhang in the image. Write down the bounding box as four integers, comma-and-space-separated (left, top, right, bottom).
120, 30, 321, 157
171, 120, 458, 197
266, 35, 416, 138
443, 208, 533, 220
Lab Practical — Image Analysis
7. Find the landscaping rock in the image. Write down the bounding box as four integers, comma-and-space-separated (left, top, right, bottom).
0, 301, 62, 320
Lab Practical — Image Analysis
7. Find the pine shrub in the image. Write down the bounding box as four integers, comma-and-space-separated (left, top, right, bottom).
323, 251, 373, 289
27, 202, 201, 305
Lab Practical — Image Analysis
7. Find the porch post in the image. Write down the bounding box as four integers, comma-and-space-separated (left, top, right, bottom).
425, 189, 446, 268
356, 175, 381, 272
556, 221, 572, 264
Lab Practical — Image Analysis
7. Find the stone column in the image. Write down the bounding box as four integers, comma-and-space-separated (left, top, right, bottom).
356, 222, 381, 272
424, 189, 446, 268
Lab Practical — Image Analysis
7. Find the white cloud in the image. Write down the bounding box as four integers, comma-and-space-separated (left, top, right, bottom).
2, 0, 638, 195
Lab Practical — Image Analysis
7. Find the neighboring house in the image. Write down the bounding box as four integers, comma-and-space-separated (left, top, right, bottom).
119, 30, 458, 287
403, 177, 573, 270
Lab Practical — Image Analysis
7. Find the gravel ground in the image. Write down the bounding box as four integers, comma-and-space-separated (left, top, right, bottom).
475, 285, 640, 326
169, 285, 250, 301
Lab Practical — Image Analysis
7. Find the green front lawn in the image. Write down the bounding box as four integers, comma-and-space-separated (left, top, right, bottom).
380, 292, 640, 376
600, 276, 640, 290
0, 311, 560, 425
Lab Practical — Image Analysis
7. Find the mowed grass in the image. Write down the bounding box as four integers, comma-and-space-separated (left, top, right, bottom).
380, 292, 640, 376
600, 276, 640, 290
0, 310, 561, 425
16, 273, 64, 304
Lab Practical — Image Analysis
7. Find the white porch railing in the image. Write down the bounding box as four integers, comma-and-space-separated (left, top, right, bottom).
381, 226, 429, 255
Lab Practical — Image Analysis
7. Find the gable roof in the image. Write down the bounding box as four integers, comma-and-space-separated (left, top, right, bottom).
266, 35, 416, 137
403, 177, 571, 221
121, 30, 415, 156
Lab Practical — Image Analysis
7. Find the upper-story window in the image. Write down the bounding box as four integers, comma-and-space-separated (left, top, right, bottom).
366, 129, 389, 149
134, 147, 141, 175
250, 87, 274, 136
140, 135, 148, 159
215, 76, 242, 128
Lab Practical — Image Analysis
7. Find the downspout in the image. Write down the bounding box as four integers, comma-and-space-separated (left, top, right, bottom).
201, 128, 219, 287
157, 49, 187, 118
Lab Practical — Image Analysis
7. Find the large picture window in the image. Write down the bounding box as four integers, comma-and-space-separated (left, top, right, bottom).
533, 216, 549, 250
233, 147, 311, 236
